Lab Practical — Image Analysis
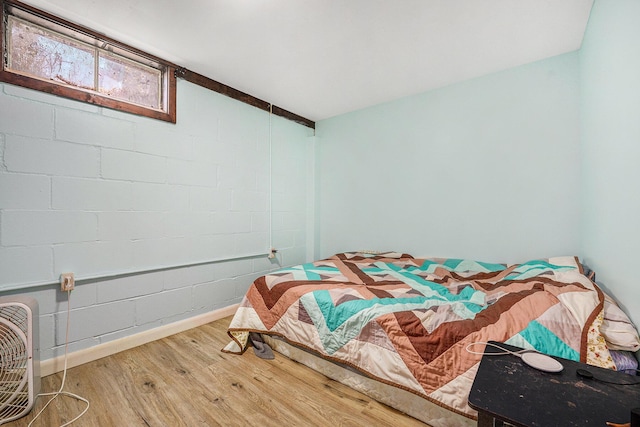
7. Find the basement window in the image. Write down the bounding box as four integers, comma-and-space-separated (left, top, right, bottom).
1, 0, 176, 123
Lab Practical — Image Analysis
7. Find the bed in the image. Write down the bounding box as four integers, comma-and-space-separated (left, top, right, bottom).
223, 251, 640, 426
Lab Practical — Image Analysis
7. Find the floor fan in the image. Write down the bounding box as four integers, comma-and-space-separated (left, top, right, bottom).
0, 296, 40, 424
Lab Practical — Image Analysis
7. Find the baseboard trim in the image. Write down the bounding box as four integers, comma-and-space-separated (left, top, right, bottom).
40, 304, 239, 377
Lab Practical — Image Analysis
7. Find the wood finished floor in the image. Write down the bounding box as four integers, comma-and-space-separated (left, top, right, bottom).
7, 316, 428, 426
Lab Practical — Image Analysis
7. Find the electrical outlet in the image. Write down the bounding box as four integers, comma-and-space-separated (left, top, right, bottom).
60, 272, 75, 291
268, 248, 278, 259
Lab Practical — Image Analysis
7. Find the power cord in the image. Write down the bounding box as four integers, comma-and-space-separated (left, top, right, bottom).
466, 341, 531, 357
28, 289, 90, 426
576, 368, 640, 386
467, 341, 640, 385
468, 341, 565, 372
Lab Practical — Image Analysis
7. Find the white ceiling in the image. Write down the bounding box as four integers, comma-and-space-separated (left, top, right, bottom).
22, 0, 594, 122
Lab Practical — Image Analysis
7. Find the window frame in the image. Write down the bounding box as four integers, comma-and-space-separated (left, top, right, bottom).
1, 0, 177, 123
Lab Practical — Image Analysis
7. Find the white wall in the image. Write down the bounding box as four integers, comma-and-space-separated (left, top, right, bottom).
0, 79, 313, 361
580, 0, 640, 326
316, 53, 582, 264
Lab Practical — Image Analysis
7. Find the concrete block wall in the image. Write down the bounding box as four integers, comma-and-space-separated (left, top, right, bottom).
0, 79, 314, 361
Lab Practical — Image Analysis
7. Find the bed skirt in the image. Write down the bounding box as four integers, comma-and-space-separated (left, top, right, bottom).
262, 335, 475, 427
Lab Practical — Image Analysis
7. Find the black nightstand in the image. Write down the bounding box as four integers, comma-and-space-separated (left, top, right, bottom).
468, 341, 640, 427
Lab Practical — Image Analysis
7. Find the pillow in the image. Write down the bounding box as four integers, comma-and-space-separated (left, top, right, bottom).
600, 293, 640, 352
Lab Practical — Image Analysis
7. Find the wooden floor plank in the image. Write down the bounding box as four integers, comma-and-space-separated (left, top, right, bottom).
5, 316, 428, 426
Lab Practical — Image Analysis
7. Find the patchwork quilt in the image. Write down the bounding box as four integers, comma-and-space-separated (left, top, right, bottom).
224, 252, 612, 419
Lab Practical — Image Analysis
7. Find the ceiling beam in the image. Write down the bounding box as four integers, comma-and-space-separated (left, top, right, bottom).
176, 67, 315, 129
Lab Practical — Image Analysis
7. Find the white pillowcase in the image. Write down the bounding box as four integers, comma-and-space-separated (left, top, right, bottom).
601, 293, 640, 352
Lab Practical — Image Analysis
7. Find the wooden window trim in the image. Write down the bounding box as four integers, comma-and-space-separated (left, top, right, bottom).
1, 0, 315, 129
0, 0, 177, 123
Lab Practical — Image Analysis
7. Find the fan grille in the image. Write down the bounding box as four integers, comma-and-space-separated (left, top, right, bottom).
0, 305, 31, 422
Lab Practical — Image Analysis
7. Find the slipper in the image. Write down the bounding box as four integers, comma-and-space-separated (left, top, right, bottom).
249, 332, 275, 359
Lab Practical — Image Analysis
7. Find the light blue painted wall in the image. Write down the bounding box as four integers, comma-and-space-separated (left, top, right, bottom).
316, 53, 582, 264
3, 0, 638, 365
0, 80, 313, 360
580, 0, 640, 326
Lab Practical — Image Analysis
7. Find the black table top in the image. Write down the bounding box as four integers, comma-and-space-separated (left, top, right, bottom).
468, 341, 640, 427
